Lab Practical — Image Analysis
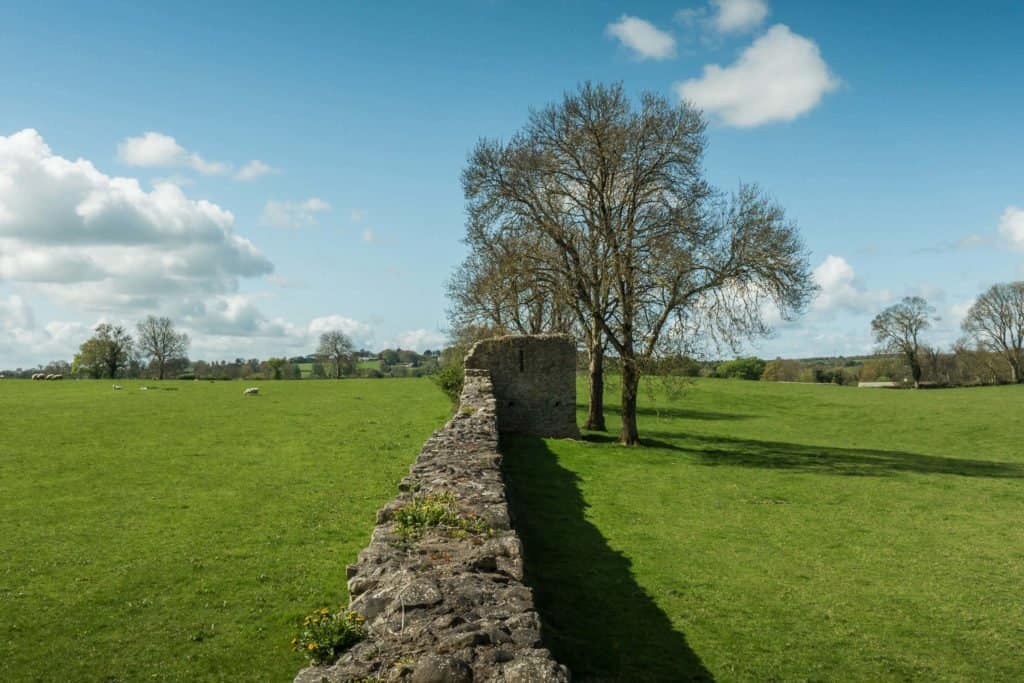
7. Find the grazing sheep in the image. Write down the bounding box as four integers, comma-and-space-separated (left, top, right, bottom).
243, 387, 259, 396
50, 374, 62, 380
140, 386, 149, 391
32, 373, 46, 380
112, 384, 123, 390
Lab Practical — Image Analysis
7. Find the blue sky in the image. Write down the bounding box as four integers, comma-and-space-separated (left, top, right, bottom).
1, 0, 1022, 367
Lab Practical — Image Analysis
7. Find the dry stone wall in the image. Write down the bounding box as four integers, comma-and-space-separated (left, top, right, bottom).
464, 335, 579, 439
294, 369, 569, 683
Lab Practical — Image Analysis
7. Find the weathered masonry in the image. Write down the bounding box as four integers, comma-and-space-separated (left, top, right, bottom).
464, 334, 580, 439
294, 354, 571, 683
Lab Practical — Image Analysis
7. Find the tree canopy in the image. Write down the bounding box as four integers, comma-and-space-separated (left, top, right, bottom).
316, 331, 355, 379
136, 315, 189, 380
459, 82, 815, 444
73, 324, 133, 379
871, 296, 935, 388
962, 281, 1024, 384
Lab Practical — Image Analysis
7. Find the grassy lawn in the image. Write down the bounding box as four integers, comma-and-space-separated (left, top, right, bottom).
0, 378, 450, 682
504, 378, 1024, 681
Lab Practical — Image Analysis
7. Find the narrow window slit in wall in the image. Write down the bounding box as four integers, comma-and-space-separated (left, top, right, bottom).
519, 348, 525, 372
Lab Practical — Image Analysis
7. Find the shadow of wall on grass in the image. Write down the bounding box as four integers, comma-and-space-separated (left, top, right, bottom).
502, 435, 714, 682
637, 431, 1024, 479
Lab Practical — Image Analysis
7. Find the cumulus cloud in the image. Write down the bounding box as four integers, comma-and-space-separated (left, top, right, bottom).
308, 314, 376, 349
117, 131, 231, 175
117, 132, 185, 167
0, 295, 90, 367
710, 0, 768, 34
178, 294, 292, 338
362, 229, 376, 243
0, 293, 35, 330
0, 129, 273, 312
260, 198, 330, 230
811, 255, 888, 315
606, 15, 676, 60
391, 328, 448, 352
235, 160, 277, 181
676, 24, 839, 127
998, 206, 1024, 249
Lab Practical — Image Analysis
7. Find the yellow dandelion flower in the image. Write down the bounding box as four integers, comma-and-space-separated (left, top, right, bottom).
307, 643, 317, 650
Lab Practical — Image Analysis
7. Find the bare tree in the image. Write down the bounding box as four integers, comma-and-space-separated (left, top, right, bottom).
446, 228, 616, 429
447, 232, 575, 336
871, 296, 935, 388
317, 331, 355, 379
962, 281, 1024, 383
463, 82, 814, 444
136, 315, 189, 380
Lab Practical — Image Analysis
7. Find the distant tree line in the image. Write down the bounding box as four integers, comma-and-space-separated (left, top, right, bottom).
1, 324, 441, 381
718, 282, 1024, 388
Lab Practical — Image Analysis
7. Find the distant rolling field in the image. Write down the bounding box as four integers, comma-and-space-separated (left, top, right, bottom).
504, 378, 1024, 681
0, 378, 450, 682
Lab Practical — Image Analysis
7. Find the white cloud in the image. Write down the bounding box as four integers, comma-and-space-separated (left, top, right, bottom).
350, 208, 366, 223
0, 296, 89, 367
606, 15, 676, 60
117, 131, 185, 167
117, 131, 231, 176
711, 0, 768, 34
235, 160, 277, 181
811, 255, 889, 315
0, 128, 272, 313
260, 197, 330, 229
308, 314, 376, 349
362, 229, 376, 243
392, 329, 448, 352
998, 206, 1024, 249
178, 295, 284, 337
676, 24, 839, 127
0, 293, 34, 330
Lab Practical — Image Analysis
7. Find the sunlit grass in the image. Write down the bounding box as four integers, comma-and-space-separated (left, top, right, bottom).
505, 378, 1024, 681
0, 378, 450, 682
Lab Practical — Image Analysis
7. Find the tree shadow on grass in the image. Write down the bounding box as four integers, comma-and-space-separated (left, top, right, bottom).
639, 431, 1024, 479
502, 435, 714, 682
586, 402, 753, 422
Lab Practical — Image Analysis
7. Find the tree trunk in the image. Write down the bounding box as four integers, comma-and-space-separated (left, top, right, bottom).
619, 355, 640, 446
1010, 356, 1021, 384
909, 352, 922, 389
158, 358, 165, 380
584, 338, 606, 431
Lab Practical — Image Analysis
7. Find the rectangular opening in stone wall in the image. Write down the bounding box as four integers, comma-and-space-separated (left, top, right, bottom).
519, 348, 525, 373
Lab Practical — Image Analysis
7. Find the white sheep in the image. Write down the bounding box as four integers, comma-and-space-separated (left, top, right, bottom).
112, 384, 123, 390
243, 387, 259, 396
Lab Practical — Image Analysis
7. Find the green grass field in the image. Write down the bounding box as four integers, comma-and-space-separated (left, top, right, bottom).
0, 378, 450, 682
4, 376, 1023, 681
504, 379, 1024, 681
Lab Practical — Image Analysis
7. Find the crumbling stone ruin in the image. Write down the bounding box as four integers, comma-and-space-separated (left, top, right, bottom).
294, 366, 570, 683
464, 334, 580, 439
